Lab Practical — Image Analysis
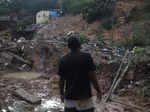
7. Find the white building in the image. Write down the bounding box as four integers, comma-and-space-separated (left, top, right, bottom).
36, 11, 50, 24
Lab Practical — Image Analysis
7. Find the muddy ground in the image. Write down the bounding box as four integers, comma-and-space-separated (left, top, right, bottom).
0, 69, 149, 112
0, 24, 150, 112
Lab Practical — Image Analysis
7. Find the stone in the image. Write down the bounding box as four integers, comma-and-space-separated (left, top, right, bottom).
8, 101, 34, 112
14, 88, 41, 104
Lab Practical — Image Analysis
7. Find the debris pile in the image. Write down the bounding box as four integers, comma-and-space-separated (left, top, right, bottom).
0, 35, 33, 71
0, 28, 150, 83
0, 25, 150, 112
0, 28, 123, 73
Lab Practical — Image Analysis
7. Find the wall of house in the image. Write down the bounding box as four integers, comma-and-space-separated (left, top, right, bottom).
36, 11, 50, 24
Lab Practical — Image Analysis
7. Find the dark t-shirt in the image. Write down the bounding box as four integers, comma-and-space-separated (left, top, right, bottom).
58, 51, 96, 100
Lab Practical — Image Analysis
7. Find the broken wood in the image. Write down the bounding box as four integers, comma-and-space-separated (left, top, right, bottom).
0, 46, 16, 52
112, 60, 131, 92
105, 61, 130, 102
8, 52, 32, 65
104, 50, 130, 102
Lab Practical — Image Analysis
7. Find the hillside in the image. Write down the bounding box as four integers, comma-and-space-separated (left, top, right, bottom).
36, 0, 149, 42
35, 15, 100, 39
0, 0, 150, 111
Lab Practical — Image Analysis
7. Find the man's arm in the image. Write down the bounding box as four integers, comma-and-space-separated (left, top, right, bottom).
88, 71, 102, 100
59, 77, 65, 102
58, 59, 65, 102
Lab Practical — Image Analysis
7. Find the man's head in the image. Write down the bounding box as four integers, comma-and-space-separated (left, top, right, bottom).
67, 36, 81, 51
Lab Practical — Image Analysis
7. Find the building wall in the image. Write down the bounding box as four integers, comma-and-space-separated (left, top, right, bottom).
36, 11, 50, 24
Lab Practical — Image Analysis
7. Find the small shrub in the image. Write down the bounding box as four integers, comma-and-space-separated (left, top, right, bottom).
60, 0, 94, 15
125, 2, 150, 22
111, 40, 123, 48
82, 2, 99, 23
82, 0, 114, 23
116, 23, 150, 49
143, 4, 150, 13
125, 6, 138, 23
96, 33, 102, 41
102, 19, 113, 30
133, 47, 145, 54
117, 35, 150, 50
79, 35, 89, 44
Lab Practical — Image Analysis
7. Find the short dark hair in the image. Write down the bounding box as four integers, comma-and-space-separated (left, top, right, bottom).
68, 36, 81, 51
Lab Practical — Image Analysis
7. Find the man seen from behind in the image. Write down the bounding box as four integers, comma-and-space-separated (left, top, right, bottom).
58, 36, 101, 112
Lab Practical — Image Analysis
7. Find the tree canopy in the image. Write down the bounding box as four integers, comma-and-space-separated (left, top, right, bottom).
0, 0, 60, 15
0, 0, 116, 23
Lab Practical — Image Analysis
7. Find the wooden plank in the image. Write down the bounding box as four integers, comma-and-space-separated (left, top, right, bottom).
104, 50, 129, 102
112, 61, 130, 93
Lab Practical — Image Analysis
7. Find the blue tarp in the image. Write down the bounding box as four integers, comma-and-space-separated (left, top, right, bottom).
49, 11, 59, 19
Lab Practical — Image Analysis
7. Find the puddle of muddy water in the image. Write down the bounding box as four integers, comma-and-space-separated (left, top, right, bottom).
3, 97, 64, 112
3, 72, 42, 80
35, 97, 64, 112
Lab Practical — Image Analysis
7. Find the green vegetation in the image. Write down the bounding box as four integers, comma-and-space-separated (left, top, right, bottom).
112, 23, 150, 49
1, 0, 150, 51
125, 0, 150, 23
59, 0, 93, 15
79, 35, 89, 44
125, 6, 137, 23
102, 19, 113, 30
0, 0, 59, 15
82, 1, 100, 22
59, 0, 115, 22
96, 33, 103, 41
82, 0, 114, 23
0, 0, 11, 15
0, 0, 115, 23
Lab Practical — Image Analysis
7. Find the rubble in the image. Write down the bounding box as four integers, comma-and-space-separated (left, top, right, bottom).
14, 88, 41, 104
0, 21, 150, 112
34, 97, 64, 112
8, 101, 35, 112
0, 27, 149, 79
0, 26, 128, 72
0, 28, 149, 85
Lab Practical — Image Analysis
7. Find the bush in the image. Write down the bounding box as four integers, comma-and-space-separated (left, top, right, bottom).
59, 0, 114, 22
116, 36, 150, 49
102, 19, 113, 30
79, 35, 89, 44
82, 2, 99, 22
113, 23, 150, 49
96, 33, 102, 41
82, 0, 114, 23
125, 6, 138, 23
143, 0, 150, 13
60, 0, 93, 15
125, 1, 150, 22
